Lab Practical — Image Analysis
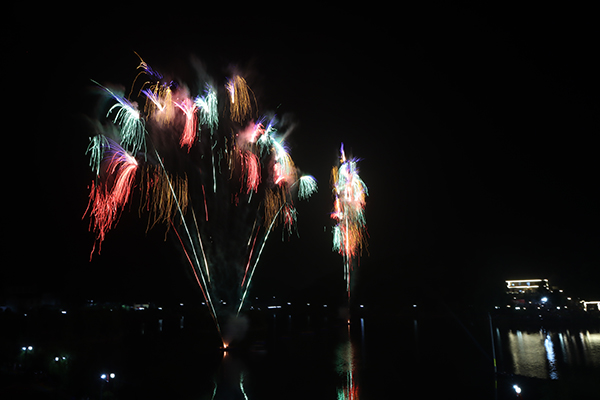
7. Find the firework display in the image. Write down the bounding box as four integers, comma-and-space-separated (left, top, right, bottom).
331, 143, 368, 300
84, 54, 317, 338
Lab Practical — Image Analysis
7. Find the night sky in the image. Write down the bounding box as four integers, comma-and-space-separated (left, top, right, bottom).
9, 6, 599, 309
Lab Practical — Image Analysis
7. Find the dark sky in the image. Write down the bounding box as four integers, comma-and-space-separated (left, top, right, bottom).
8, 6, 599, 306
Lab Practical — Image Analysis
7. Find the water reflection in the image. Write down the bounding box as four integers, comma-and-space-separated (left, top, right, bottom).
506, 329, 600, 379
212, 351, 248, 400
583, 331, 600, 367
336, 319, 364, 400
543, 334, 558, 379
508, 330, 548, 379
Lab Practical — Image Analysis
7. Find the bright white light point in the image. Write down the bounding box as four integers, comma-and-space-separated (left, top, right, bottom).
513, 385, 521, 394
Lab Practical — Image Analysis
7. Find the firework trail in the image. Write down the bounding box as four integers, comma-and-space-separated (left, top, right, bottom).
84, 137, 138, 259
226, 75, 254, 123
296, 174, 318, 200
142, 83, 175, 125
331, 143, 368, 300
86, 135, 109, 176
140, 165, 188, 232
175, 97, 198, 151
91, 80, 147, 156
196, 85, 219, 192
84, 54, 316, 341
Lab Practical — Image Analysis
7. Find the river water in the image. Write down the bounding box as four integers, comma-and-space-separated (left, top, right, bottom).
138, 311, 600, 399
496, 327, 600, 380
4, 307, 600, 399
207, 312, 600, 399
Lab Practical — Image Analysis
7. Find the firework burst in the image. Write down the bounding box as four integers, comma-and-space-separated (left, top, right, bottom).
174, 97, 198, 151
84, 54, 317, 341
84, 138, 138, 258
331, 143, 368, 300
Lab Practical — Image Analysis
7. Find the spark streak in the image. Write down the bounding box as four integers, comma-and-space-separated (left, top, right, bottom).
142, 83, 175, 125
85, 55, 317, 343
85, 139, 138, 258
196, 85, 219, 192
175, 98, 198, 151
297, 175, 318, 200
86, 135, 109, 176
237, 202, 286, 315
226, 75, 253, 123
95, 81, 146, 155
331, 143, 368, 299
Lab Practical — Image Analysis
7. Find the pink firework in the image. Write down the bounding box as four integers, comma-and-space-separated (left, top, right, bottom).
237, 120, 265, 146
85, 139, 138, 258
241, 150, 261, 193
175, 98, 198, 151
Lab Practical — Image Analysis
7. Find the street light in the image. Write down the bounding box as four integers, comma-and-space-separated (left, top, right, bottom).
513, 384, 522, 398
100, 372, 116, 399
100, 372, 116, 382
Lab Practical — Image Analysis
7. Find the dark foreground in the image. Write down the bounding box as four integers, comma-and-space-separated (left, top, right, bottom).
1, 303, 599, 399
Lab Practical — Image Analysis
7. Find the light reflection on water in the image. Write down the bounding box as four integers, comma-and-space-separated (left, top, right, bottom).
130, 314, 600, 397
206, 314, 368, 399
335, 320, 363, 400
505, 329, 600, 379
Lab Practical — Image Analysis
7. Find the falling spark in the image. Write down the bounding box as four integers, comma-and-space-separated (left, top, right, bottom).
196, 85, 219, 192
94, 81, 146, 155
85, 55, 317, 343
297, 175, 318, 200
85, 139, 138, 258
140, 166, 189, 232
226, 75, 253, 123
86, 135, 109, 176
331, 143, 368, 298
240, 150, 261, 193
142, 83, 175, 125
175, 97, 198, 151
196, 85, 218, 131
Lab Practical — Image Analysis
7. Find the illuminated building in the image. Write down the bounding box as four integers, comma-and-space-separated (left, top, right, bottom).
505, 279, 550, 294
581, 301, 600, 312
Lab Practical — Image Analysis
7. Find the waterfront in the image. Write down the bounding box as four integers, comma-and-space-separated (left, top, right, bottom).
2, 304, 599, 399
499, 328, 600, 380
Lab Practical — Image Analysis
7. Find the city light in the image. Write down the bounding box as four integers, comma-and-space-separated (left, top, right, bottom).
101, 372, 116, 381
513, 384, 521, 394
582, 301, 600, 312
505, 279, 549, 290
